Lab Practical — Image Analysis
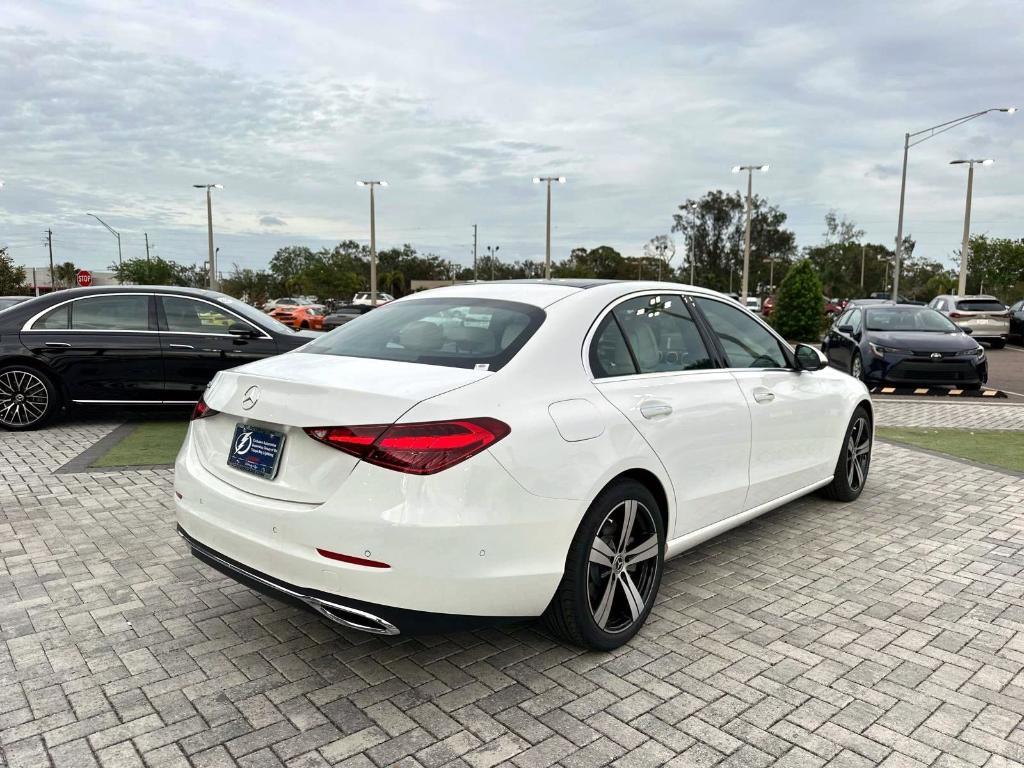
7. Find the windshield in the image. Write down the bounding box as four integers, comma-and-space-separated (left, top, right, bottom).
865, 306, 958, 333
303, 297, 545, 371
217, 295, 296, 334
955, 299, 1005, 312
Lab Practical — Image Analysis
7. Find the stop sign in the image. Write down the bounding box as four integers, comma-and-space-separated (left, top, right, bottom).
76, 270, 93, 287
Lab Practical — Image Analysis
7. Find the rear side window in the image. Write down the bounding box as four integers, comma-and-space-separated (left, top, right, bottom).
603, 295, 713, 375
32, 304, 70, 329
693, 297, 788, 369
71, 295, 150, 331
590, 315, 637, 377
956, 299, 1005, 312
303, 297, 544, 371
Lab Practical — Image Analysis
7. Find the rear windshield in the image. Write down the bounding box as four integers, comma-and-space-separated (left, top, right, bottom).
865, 307, 958, 333
955, 299, 1006, 312
302, 297, 545, 371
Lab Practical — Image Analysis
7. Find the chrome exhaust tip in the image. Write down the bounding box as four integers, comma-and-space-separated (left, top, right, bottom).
307, 599, 400, 636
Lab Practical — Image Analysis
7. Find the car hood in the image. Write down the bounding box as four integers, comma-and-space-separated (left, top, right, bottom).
866, 330, 976, 352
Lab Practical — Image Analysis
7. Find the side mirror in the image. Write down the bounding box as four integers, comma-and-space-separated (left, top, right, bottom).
960, 326, 974, 335
794, 343, 827, 372
837, 324, 855, 334
228, 323, 256, 338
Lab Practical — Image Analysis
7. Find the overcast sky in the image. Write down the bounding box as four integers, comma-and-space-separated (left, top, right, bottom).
1, 0, 1021, 279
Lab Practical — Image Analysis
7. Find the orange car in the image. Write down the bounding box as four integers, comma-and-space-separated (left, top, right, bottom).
269, 305, 324, 330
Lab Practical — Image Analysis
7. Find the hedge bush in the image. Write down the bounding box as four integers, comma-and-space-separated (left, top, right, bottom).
772, 259, 824, 342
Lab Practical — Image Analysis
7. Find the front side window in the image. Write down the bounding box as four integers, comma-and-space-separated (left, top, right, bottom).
849, 309, 863, 333
602, 295, 713, 375
834, 309, 853, 328
162, 296, 249, 334
302, 297, 544, 371
70, 295, 150, 331
693, 297, 788, 369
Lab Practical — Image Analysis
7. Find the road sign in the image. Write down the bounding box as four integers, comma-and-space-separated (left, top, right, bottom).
76, 270, 93, 287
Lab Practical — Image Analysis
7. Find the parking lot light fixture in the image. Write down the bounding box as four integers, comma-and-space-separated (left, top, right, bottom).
86, 213, 123, 279
731, 164, 769, 303
193, 184, 222, 290
534, 176, 566, 280
891, 107, 1014, 301
950, 159, 994, 295
357, 180, 387, 305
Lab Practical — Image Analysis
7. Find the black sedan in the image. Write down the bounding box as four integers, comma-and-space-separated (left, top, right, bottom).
0, 286, 314, 430
322, 304, 373, 331
822, 303, 987, 388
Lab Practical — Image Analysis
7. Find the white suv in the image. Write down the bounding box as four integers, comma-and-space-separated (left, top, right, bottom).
928, 294, 1009, 348
352, 291, 394, 307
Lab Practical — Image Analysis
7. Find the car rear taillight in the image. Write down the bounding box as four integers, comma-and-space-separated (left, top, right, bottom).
949, 311, 964, 318
305, 418, 510, 475
191, 397, 218, 420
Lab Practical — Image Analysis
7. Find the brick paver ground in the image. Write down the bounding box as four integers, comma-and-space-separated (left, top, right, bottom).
873, 399, 1024, 430
2, 403, 1024, 767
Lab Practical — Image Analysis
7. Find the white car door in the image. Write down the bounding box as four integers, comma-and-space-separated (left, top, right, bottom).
589, 293, 751, 538
692, 296, 837, 509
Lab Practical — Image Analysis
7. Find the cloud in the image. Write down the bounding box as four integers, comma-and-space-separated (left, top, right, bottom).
259, 215, 287, 227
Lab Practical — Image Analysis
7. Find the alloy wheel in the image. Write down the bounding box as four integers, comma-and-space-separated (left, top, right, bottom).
846, 417, 871, 492
0, 369, 50, 428
587, 499, 660, 633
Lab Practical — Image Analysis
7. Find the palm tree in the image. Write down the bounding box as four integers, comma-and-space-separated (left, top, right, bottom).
53, 262, 78, 290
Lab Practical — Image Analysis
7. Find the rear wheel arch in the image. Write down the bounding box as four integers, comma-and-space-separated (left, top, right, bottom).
596, 468, 670, 539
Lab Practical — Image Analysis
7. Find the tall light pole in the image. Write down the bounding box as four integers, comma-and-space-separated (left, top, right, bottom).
682, 201, 698, 285
951, 158, 993, 295
891, 107, 1014, 301
486, 245, 500, 281
86, 212, 122, 270
731, 165, 769, 302
533, 176, 565, 279
357, 180, 387, 305
193, 184, 222, 291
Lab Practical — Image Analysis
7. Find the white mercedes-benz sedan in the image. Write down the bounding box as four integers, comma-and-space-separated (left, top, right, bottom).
175, 280, 872, 650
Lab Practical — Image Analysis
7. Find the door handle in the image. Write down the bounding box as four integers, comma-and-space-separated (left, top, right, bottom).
639, 402, 673, 419
45, 342, 71, 348
752, 389, 775, 404
168, 344, 194, 350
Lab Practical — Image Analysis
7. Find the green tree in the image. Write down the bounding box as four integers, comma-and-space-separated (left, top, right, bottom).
0, 247, 27, 294
671, 190, 796, 293
772, 260, 824, 342
53, 262, 79, 289
959, 236, 1024, 299
554, 245, 627, 279
111, 256, 192, 286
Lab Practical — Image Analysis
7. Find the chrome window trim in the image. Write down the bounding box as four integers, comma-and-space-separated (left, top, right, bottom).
21, 292, 273, 340
23, 292, 153, 331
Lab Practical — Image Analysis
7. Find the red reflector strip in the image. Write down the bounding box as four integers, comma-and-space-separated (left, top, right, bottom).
316, 548, 391, 569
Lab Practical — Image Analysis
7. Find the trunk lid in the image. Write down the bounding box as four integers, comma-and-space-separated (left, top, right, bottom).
194, 352, 490, 503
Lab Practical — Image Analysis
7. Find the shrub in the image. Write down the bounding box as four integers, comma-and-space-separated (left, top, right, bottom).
772, 259, 824, 342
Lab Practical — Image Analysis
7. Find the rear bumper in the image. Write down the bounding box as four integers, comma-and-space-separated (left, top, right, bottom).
178, 525, 526, 634
173, 428, 581, 620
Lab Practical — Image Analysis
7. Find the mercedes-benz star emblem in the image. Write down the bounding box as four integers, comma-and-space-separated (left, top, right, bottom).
241, 385, 261, 410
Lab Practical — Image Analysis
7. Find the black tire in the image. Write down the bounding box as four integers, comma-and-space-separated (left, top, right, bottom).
300, 321, 309, 329
964, 382, 983, 391
819, 406, 872, 502
849, 352, 864, 382
543, 480, 665, 651
0, 364, 61, 431
991, 339, 1006, 350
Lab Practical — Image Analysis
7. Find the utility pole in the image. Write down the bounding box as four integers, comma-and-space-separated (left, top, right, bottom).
357, 180, 387, 305
951, 158, 992, 295
145, 232, 151, 261
46, 229, 54, 292
731, 164, 769, 302
193, 184, 222, 291
473, 224, 478, 282
860, 244, 865, 289
533, 176, 565, 279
